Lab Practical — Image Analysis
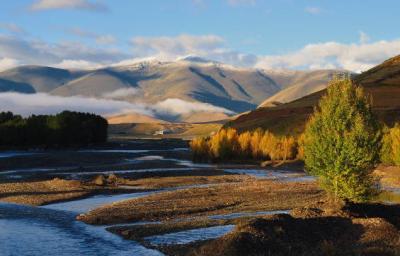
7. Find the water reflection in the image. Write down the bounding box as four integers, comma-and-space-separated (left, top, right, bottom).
0, 203, 163, 256
144, 225, 235, 246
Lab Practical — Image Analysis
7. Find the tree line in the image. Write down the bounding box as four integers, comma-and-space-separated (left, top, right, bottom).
191, 77, 400, 202
0, 111, 108, 148
190, 128, 298, 162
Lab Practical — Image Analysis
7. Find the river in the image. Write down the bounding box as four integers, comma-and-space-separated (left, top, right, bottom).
0, 139, 358, 255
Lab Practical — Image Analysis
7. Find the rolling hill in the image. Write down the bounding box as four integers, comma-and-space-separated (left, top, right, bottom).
0, 78, 35, 93
0, 57, 345, 123
259, 70, 346, 107
0, 66, 82, 92
225, 55, 400, 135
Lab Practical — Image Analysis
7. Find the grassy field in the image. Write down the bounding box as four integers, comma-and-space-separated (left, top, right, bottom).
108, 122, 223, 140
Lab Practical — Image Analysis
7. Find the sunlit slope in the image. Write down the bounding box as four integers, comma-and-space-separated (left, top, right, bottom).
259, 70, 344, 106
226, 55, 400, 135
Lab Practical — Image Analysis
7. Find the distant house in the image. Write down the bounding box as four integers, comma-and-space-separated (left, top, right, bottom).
154, 129, 172, 135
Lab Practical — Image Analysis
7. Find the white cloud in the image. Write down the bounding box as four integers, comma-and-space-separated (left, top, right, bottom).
305, 7, 322, 14
227, 0, 256, 6
192, 0, 256, 7
192, 0, 206, 7
255, 39, 400, 72
0, 34, 128, 69
0, 58, 20, 71
30, 0, 108, 12
102, 88, 139, 99
359, 31, 370, 44
67, 27, 116, 45
131, 34, 225, 60
1, 31, 399, 73
0, 23, 26, 35
0, 93, 233, 119
0, 92, 152, 117
129, 34, 257, 67
96, 35, 116, 45
154, 98, 234, 115
54, 59, 104, 70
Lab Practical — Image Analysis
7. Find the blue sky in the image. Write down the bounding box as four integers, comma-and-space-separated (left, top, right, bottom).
0, 0, 399, 72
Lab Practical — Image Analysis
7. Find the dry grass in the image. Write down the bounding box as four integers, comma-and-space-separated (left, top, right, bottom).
122, 174, 255, 189
0, 178, 139, 206
78, 180, 324, 225
0, 179, 92, 206
107, 218, 233, 241
0, 173, 253, 207
193, 216, 400, 256
192, 201, 400, 256
109, 122, 222, 140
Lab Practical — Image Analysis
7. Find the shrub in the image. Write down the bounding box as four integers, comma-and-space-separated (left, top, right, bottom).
303, 77, 381, 202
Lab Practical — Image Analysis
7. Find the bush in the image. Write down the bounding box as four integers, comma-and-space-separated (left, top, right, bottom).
303, 77, 381, 202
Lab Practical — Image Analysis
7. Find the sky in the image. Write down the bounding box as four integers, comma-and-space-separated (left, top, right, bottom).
0, 0, 400, 72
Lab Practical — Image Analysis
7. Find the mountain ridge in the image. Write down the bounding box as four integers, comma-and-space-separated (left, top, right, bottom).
0, 59, 345, 123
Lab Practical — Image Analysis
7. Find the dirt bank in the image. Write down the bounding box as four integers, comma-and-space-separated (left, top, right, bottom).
0, 178, 141, 206
78, 180, 324, 225
191, 202, 400, 256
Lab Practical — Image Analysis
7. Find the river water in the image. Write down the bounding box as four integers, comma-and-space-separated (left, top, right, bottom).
0, 140, 323, 255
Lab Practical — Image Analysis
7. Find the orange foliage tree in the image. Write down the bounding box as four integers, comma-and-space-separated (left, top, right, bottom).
190, 128, 302, 162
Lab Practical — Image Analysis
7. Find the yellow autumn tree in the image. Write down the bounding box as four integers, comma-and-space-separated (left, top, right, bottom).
250, 128, 264, 159
296, 133, 306, 160
238, 131, 252, 158
190, 137, 209, 160
259, 131, 278, 160
390, 124, 400, 165
208, 128, 239, 160
280, 136, 297, 161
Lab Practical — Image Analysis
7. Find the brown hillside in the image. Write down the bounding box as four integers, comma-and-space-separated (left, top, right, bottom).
225, 55, 400, 135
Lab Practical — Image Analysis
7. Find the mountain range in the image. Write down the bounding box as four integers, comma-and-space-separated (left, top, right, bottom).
0, 57, 343, 123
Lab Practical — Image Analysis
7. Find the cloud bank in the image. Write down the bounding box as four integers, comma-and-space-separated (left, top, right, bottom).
102, 88, 139, 99
30, 0, 108, 12
0, 31, 399, 72
0, 93, 234, 119
154, 98, 234, 115
255, 39, 400, 72
0, 34, 128, 70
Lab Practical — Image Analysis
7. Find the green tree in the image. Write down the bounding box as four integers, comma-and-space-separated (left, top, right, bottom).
304, 77, 381, 202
